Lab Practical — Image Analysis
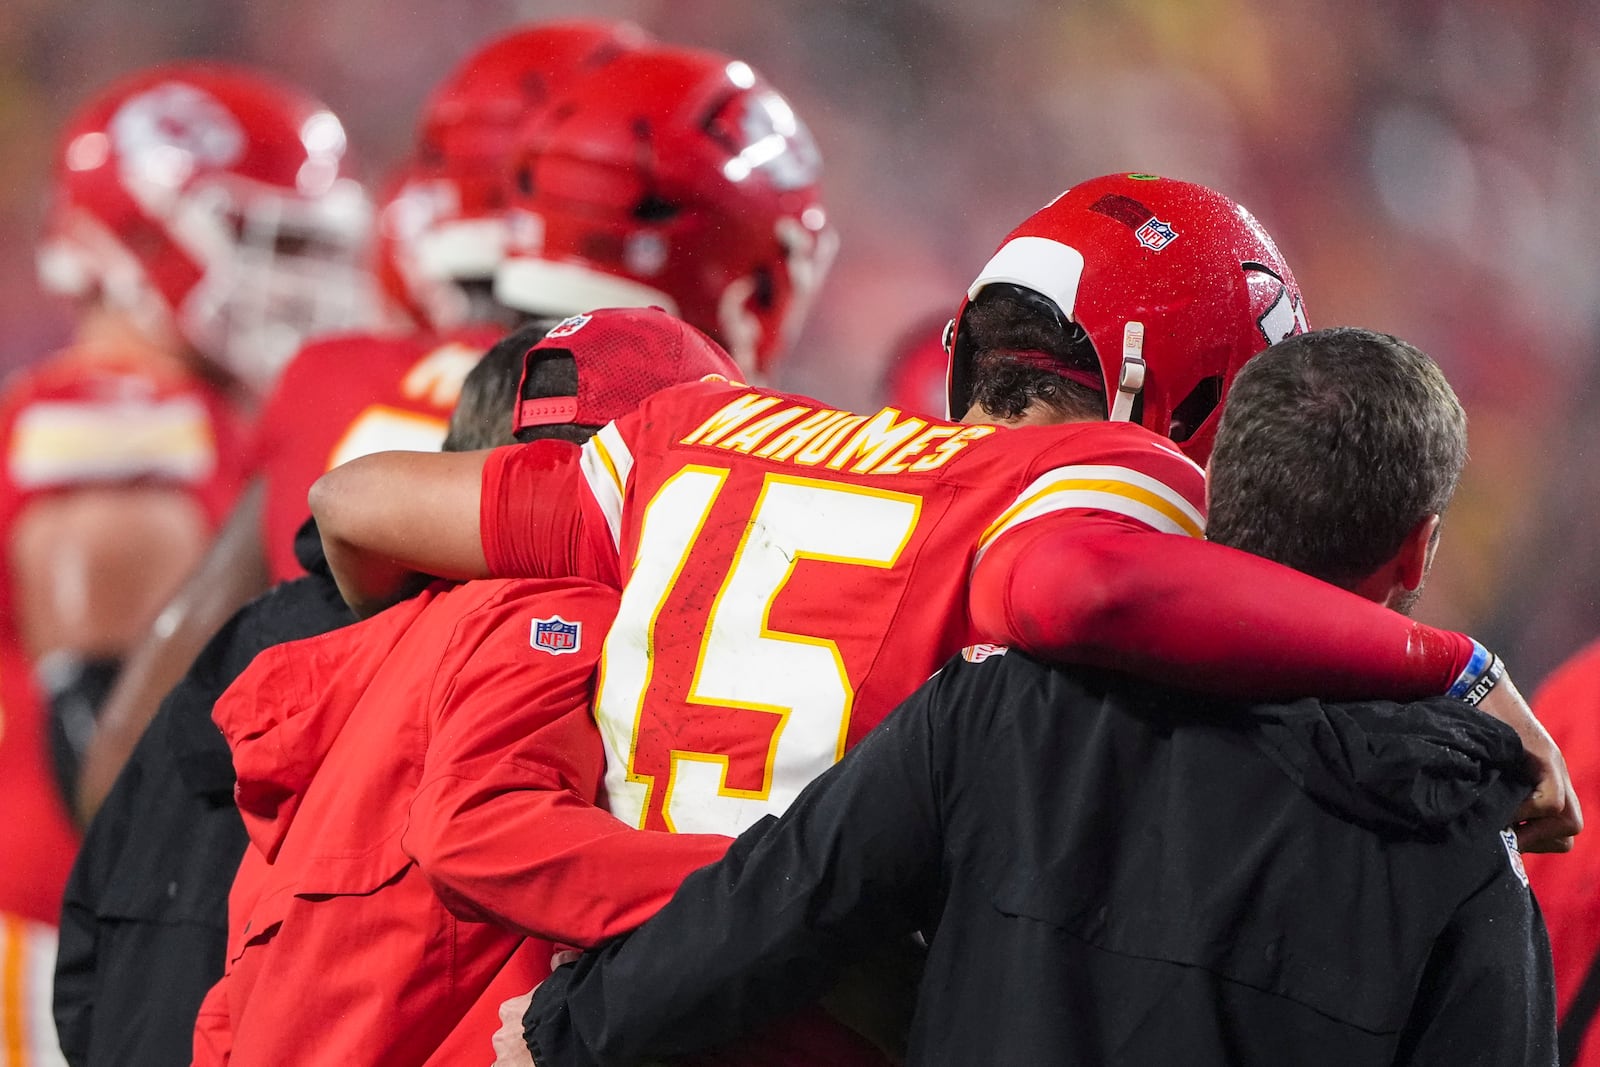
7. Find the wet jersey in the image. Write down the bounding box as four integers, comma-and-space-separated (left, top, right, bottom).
482, 378, 1206, 838
254, 327, 501, 582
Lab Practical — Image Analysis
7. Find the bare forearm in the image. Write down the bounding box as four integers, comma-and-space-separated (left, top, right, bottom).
309, 449, 492, 615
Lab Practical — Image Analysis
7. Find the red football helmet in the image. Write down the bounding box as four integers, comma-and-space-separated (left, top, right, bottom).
947, 173, 1308, 463
379, 20, 648, 329
493, 44, 835, 384
37, 63, 374, 394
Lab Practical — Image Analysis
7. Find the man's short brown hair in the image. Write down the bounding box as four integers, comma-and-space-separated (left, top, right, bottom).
1206, 326, 1467, 588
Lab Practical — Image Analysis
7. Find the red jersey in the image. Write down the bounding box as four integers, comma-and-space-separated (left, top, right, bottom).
253, 327, 501, 583
1523, 640, 1600, 1067
196, 577, 617, 1067
0, 345, 247, 928
483, 378, 1209, 837
0, 346, 248, 618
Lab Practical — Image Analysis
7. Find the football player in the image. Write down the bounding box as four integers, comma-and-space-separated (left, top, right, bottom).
0, 62, 369, 1064
314, 174, 1571, 850
315, 176, 1576, 1067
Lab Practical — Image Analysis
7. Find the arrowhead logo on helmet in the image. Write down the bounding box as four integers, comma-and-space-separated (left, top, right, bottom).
39, 63, 375, 397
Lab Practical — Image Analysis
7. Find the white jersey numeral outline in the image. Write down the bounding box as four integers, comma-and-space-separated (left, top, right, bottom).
596, 469, 920, 837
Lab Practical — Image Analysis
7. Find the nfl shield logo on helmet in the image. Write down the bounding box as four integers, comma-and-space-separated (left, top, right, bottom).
546, 314, 591, 340
1135, 217, 1179, 252
530, 615, 582, 656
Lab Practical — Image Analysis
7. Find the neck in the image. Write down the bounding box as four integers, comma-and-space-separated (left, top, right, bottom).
73, 304, 186, 371
961, 401, 1098, 429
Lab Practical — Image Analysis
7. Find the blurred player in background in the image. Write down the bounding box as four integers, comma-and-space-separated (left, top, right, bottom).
875, 315, 954, 419
253, 20, 650, 587
54, 338, 533, 1067
489, 43, 835, 386
0, 62, 370, 1066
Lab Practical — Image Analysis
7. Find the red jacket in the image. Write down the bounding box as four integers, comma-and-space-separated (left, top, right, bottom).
194, 578, 618, 1067
198, 570, 891, 1067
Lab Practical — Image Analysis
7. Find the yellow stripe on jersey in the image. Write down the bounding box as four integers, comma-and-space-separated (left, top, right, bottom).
579, 423, 635, 552
591, 435, 622, 498
10, 397, 216, 488
975, 464, 1204, 566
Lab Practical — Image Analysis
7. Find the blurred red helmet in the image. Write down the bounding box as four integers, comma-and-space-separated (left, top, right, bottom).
37, 62, 374, 394
947, 173, 1308, 463
494, 44, 835, 384
878, 315, 953, 420
381, 20, 648, 329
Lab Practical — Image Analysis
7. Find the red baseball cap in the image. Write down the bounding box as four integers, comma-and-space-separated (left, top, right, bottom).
515, 306, 742, 431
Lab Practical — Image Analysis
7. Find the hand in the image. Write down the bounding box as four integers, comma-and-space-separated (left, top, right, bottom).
491, 955, 577, 1067
491, 991, 535, 1067
1478, 672, 1583, 853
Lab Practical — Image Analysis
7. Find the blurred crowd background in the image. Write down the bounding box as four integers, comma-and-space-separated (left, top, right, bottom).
1, 0, 1598, 682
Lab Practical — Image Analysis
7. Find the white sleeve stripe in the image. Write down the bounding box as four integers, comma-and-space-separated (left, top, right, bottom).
982, 464, 1204, 543
597, 421, 635, 487
1048, 464, 1204, 527
579, 437, 625, 552
1149, 440, 1207, 478
972, 489, 1198, 569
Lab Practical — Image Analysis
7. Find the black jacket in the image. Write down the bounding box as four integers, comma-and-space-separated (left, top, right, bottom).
53, 521, 354, 1067
526, 649, 1557, 1067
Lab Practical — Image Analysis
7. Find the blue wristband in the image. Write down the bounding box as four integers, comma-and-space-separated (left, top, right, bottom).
1447, 640, 1492, 699
1458, 655, 1507, 708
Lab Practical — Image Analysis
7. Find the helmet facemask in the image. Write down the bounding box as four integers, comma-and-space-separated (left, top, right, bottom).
176, 175, 374, 391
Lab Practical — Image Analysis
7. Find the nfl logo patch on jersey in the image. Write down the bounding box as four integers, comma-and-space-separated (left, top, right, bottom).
546, 314, 590, 340
1135, 217, 1178, 252
530, 615, 582, 656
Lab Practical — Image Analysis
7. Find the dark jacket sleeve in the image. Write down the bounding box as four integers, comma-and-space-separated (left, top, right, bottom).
52, 736, 142, 1065
1393, 845, 1559, 1066
523, 673, 955, 1067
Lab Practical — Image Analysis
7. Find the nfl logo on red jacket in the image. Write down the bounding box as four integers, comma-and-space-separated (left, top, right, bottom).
530, 615, 582, 655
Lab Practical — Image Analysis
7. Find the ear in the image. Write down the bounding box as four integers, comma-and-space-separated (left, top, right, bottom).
1396, 513, 1442, 592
